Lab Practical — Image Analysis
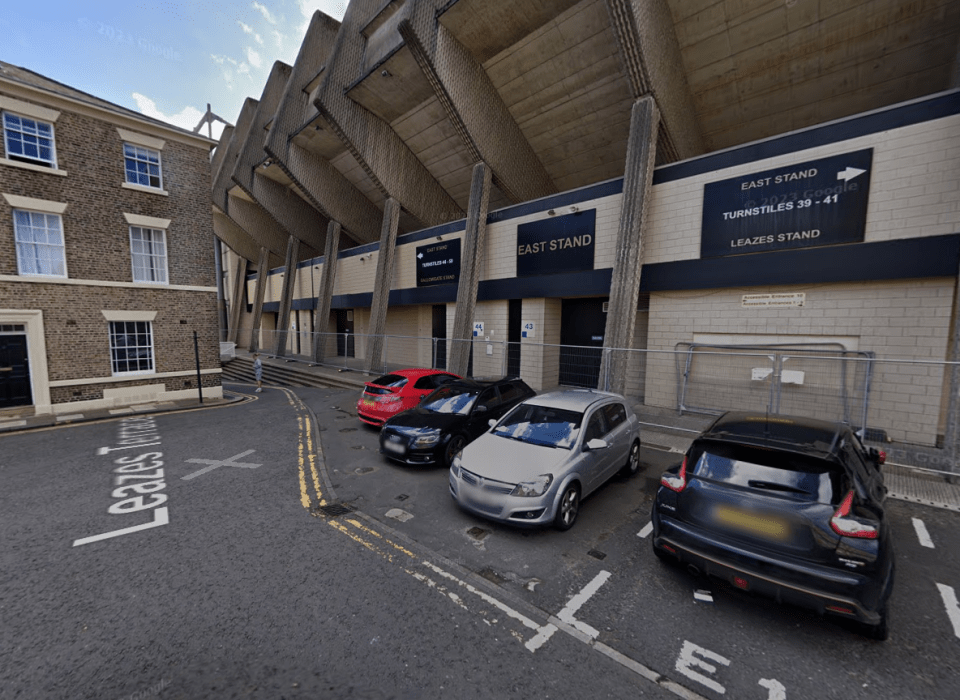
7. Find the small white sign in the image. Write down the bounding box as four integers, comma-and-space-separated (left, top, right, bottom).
473, 321, 484, 337
742, 292, 805, 308
521, 322, 535, 338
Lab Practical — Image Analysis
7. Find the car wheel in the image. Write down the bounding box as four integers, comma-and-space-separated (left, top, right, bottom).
553, 483, 581, 531
862, 605, 890, 641
620, 439, 641, 477
444, 434, 467, 468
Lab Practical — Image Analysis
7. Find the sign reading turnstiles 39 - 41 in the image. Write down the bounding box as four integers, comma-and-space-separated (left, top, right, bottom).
700, 149, 873, 258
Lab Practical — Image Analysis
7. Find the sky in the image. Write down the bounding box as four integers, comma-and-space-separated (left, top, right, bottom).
1, 1, 348, 140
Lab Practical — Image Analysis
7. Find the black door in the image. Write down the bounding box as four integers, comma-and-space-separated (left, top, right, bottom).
0, 334, 32, 409
335, 309, 355, 357
507, 299, 521, 378
560, 297, 607, 388
432, 304, 447, 370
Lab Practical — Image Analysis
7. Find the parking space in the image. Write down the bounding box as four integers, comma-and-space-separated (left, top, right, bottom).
305, 386, 960, 699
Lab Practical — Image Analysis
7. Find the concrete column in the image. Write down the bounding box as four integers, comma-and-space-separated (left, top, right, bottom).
599, 96, 659, 396
313, 221, 342, 363
227, 255, 247, 345
944, 263, 960, 475
274, 235, 301, 357
365, 199, 401, 374
448, 162, 493, 377
250, 247, 270, 353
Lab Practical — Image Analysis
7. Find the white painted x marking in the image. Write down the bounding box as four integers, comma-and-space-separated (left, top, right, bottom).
181, 449, 261, 480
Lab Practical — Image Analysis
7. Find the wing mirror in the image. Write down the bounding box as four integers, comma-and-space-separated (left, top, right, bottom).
474, 405, 488, 414
585, 438, 608, 451
488, 419, 497, 428
868, 447, 886, 467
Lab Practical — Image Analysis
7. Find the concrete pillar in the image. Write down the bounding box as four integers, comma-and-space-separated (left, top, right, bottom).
250, 247, 270, 353
599, 96, 660, 396
227, 255, 247, 345
274, 235, 301, 357
448, 162, 493, 376
944, 262, 960, 474
365, 199, 401, 374
313, 221, 342, 363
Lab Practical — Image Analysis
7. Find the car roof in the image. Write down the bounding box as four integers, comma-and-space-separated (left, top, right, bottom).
440, 377, 526, 391
699, 411, 849, 459
523, 388, 623, 412
374, 368, 456, 381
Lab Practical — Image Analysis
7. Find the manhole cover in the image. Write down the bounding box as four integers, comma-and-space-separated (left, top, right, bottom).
355, 466, 374, 474
466, 526, 488, 540
315, 503, 355, 518
587, 549, 607, 560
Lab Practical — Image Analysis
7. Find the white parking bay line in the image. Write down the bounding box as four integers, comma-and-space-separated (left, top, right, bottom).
912, 518, 935, 548
937, 583, 960, 639
556, 570, 611, 639
637, 521, 653, 538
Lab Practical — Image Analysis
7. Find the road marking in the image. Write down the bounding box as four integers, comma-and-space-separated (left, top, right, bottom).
912, 517, 935, 548
676, 641, 730, 695
937, 583, 960, 638
759, 678, 786, 700
556, 570, 611, 639
73, 507, 169, 547
637, 521, 653, 538
181, 449, 261, 480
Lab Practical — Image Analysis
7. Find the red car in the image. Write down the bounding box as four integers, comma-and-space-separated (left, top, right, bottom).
357, 368, 460, 427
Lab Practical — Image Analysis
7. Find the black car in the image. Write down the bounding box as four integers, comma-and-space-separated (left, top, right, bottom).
651, 411, 894, 639
379, 377, 536, 467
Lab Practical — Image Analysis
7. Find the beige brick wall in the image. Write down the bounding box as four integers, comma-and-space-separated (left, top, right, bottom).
519, 298, 563, 391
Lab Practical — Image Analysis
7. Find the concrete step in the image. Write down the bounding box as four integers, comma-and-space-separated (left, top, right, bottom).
222, 357, 366, 391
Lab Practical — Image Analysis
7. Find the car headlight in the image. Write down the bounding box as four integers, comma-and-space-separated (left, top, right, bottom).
510, 474, 553, 497
412, 430, 441, 448
450, 456, 462, 477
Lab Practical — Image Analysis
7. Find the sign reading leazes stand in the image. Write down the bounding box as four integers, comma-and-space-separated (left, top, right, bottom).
701, 149, 873, 258
416, 238, 461, 287
517, 209, 595, 276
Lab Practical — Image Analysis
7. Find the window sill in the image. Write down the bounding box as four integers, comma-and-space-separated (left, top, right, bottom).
0, 158, 67, 176
122, 182, 169, 196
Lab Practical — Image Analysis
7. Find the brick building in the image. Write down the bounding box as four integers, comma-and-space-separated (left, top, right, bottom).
211, 1, 960, 465
0, 62, 222, 415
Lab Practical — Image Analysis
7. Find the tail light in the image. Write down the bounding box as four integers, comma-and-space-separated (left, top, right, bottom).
377, 395, 402, 404
661, 456, 688, 492
830, 490, 878, 539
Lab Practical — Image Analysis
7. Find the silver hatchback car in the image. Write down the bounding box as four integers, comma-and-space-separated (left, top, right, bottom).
449, 389, 641, 530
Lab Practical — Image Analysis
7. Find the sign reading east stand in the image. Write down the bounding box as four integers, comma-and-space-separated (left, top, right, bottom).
516, 209, 595, 276
416, 238, 461, 287
700, 149, 873, 258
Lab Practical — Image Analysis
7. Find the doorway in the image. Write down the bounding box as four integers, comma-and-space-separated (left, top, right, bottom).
432, 305, 447, 370
559, 297, 607, 388
335, 309, 355, 357
507, 299, 521, 377
0, 330, 32, 409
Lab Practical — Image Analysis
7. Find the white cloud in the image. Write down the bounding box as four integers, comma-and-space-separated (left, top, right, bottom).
252, 2, 278, 24
237, 21, 264, 45
297, 0, 347, 21
245, 47, 262, 69
132, 93, 207, 133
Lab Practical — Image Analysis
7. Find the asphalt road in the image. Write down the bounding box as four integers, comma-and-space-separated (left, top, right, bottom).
1, 382, 958, 700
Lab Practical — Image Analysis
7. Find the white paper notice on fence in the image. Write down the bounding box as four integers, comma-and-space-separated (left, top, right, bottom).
742, 293, 805, 308
781, 370, 805, 385
751, 368, 773, 381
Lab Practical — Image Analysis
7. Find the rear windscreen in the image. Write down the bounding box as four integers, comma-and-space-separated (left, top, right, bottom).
690, 442, 842, 504
365, 374, 408, 395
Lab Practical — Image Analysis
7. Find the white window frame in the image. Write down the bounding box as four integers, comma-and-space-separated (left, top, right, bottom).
108, 320, 156, 376
129, 226, 169, 284
13, 208, 68, 278
123, 143, 163, 190
2, 111, 58, 168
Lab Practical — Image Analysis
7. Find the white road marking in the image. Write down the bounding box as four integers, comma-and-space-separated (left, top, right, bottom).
637, 521, 653, 538
694, 590, 713, 603
759, 678, 786, 700
181, 449, 261, 480
912, 517, 935, 548
72, 507, 169, 547
676, 640, 730, 695
937, 583, 960, 638
556, 570, 611, 639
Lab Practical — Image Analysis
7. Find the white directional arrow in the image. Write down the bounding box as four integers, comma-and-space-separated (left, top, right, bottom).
837, 166, 866, 182
417, 252, 423, 259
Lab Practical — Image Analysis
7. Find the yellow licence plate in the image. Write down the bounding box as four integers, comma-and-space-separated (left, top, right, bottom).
362, 399, 374, 406
713, 505, 789, 540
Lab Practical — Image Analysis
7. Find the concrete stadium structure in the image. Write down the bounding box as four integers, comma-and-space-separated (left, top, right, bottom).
212, 0, 960, 466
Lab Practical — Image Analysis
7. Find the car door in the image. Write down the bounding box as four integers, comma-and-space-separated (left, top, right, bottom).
579, 408, 612, 494
600, 402, 630, 480
466, 386, 502, 441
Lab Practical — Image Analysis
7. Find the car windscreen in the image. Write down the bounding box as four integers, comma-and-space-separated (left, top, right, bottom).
366, 374, 408, 395
690, 442, 841, 504
492, 404, 583, 449
421, 386, 479, 415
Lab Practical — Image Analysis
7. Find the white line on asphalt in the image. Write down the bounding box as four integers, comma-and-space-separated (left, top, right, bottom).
556, 570, 611, 638
911, 517, 935, 548
72, 507, 169, 547
936, 583, 960, 638
637, 521, 653, 538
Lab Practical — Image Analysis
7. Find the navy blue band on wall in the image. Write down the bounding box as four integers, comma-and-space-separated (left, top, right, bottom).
640, 234, 960, 292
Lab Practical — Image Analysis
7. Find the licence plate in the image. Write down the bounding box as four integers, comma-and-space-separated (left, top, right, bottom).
361, 399, 374, 407
713, 505, 789, 540
383, 441, 406, 454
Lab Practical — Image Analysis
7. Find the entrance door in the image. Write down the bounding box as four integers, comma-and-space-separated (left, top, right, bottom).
0, 333, 32, 409
560, 297, 607, 388
432, 305, 447, 370
507, 299, 521, 377
335, 309, 355, 357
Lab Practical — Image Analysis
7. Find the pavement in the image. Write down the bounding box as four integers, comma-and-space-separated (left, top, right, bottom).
4, 349, 959, 513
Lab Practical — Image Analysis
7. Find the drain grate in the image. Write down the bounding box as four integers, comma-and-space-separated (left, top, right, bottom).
316, 503, 356, 517
587, 549, 607, 560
